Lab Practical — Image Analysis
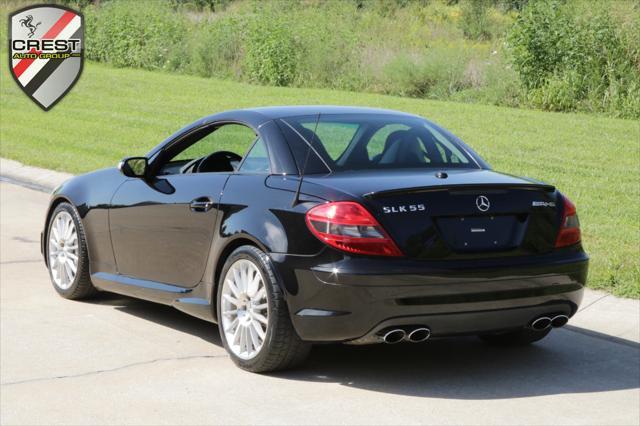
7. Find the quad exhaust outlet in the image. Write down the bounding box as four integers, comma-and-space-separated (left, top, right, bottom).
381, 328, 406, 344
530, 314, 570, 331
407, 327, 431, 343
380, 326, 431, 344
551, 314, 569, 328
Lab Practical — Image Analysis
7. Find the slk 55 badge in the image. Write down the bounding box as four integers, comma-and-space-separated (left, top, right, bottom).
9, 4, 84, 111
382, 204, 426, 214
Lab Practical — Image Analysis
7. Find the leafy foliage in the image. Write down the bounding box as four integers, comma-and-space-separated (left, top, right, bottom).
459, 0, 492, 40
508, 0, 640, 117
57, 0, 640, 118
85, 1, 186, 70
244, 16, 300, 86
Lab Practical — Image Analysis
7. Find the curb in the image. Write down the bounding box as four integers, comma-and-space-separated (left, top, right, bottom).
0, 158, 74, 192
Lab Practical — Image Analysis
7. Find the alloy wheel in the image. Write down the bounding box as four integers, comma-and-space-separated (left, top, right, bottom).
221, 259, 269, 360
48, 211, 79, 290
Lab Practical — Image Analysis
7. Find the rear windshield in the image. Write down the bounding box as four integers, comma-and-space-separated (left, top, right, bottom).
278, 114, 480, 173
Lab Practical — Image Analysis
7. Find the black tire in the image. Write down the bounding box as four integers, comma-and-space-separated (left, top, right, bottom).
46, 202, 98, 300
479, 327, 551, 346
216, 245, 310, 373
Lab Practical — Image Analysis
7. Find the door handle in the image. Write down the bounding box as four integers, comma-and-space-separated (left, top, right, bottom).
190, 197, 214, 212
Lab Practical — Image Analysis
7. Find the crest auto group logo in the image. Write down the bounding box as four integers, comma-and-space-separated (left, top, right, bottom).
476, 195, 490, 212
9, 4, 84, 111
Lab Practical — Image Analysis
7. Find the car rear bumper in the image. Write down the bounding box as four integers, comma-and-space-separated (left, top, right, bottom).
273, 250, 588, 343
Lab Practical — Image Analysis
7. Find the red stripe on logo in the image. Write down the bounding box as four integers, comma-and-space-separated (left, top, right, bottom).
12, 11, 77, 78
42, 11, 76, 39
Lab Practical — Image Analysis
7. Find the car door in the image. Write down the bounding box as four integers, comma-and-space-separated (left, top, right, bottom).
109, 123, 257, 288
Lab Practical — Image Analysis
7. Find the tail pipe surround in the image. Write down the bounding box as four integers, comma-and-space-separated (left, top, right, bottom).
530, 314, 570, 331
551, 314, 569, 328
407, 327, 431, 343
381, 328, 406, 344
379, 327, 431, 344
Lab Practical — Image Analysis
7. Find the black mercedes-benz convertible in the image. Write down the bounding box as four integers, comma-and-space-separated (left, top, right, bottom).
42, 106, 588, 372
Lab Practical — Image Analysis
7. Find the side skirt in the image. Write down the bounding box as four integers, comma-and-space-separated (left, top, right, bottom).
91, 272, 216, 323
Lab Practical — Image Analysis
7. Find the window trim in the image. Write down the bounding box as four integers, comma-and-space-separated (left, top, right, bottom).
148, 120, 263, 177
234, 136, 273, 175
279, 113, 485, 173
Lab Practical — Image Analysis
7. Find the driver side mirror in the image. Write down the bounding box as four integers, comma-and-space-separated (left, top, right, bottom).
118, 157, 148, 178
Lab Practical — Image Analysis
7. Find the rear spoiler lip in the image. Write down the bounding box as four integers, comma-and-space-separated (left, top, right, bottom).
363, 183, 556, 199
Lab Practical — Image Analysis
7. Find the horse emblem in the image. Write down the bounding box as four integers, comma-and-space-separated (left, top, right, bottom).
18, 15, 41, 38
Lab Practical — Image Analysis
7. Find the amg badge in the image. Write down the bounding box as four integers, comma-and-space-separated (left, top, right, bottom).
382, 204, 426, 214
532, 201, 556, 207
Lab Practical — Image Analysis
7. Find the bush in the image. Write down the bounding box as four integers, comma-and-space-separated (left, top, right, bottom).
85, 0, 186, 70
451, 53, 523, 107
77, 0, 638, 118
244, 15, 301, 86
383, 46, 475, 98
293, 2, 364, 90
508, 0, 640, 118
186, 15, 245, 79
459, 0, 492, 40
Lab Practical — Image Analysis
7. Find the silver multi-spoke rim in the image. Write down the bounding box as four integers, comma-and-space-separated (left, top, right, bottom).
221, 259, 269, 360
48, 211, 79, 290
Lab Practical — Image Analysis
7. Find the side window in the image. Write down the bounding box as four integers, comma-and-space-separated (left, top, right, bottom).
301, 122, 359, 160
158, 123, 257, 175
238, 138, 271, 173
174, 124, 256, 162
366, 124, 410, 160
422, 123, 469, 164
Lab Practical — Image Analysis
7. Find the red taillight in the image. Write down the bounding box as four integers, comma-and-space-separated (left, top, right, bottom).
305, 201, 403, 257
555, 194, 581, 248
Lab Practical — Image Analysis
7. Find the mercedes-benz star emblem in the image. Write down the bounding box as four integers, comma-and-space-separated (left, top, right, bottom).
476, 195, 490, 212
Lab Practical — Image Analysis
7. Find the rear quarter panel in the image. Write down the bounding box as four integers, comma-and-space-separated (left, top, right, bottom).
204, 174, 326, 294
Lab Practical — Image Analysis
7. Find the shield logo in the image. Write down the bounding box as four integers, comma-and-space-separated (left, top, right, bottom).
9, 4, 84, 111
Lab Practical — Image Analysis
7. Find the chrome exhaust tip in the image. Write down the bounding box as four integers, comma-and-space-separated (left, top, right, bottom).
530, 316, 552, 331
407, 327, 431, 343
381, 329, 406, 344
551, 314, 569, 328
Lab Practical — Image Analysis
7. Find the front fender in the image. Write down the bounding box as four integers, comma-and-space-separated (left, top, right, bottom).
42, 168, 127, 274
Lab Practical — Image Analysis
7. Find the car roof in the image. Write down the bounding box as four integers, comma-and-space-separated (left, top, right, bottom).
147, 106, 425, 159
237, 105, 421, 120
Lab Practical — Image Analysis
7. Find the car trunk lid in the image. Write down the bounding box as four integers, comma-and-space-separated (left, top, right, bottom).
303, 169, 560, 259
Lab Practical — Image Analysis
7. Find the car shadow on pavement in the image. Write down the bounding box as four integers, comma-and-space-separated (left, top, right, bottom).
87, 292, 222, 346
89, 293, 639, 400
278, 329, 640, 400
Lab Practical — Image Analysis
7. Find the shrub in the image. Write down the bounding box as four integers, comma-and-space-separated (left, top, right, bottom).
383, 46, 474, 98
508, 0, 640, 118
76, 0, 637, 118
244, 15, 301, 86
293, 2, 364, 90
85, 0, 187, 70
451, 52, 523, 107
186, 16, 245, 79
459, 0, 492, 40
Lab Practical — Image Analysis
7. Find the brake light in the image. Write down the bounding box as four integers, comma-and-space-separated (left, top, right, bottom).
305, 202, 403, 257
555, 194, 581, 248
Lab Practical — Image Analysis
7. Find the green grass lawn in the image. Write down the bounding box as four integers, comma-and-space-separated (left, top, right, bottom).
1, 59, 638, 298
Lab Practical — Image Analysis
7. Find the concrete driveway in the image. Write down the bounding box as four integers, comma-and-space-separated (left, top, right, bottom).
1, 181, 638, 425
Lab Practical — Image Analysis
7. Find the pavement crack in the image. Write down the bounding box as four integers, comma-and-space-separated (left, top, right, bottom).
577, 293, 610, 313
1, 354, 228, 387
1, 259, 42, 265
